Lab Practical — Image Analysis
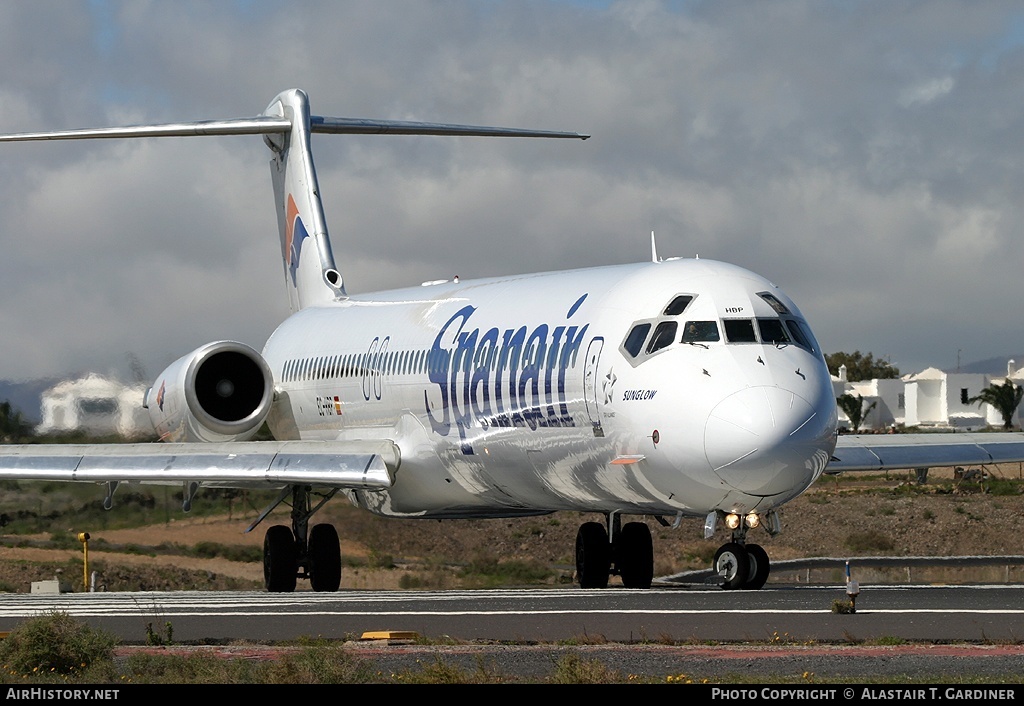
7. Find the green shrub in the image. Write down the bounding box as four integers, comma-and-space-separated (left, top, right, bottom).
0, 611, 117, 677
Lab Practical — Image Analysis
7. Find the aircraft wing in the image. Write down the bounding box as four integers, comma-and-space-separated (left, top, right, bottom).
827, 432, 1024, 473
0, 440, 397, 490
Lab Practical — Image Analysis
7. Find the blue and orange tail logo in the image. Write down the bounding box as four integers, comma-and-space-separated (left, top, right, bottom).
284, 194, 309, 287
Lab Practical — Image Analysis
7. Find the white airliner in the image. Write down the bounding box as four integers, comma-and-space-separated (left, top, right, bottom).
2, 89, 1024, 592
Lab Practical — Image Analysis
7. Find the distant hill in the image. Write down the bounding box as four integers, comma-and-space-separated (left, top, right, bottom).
951, 355, 1024, 376
0, 378, 59, 425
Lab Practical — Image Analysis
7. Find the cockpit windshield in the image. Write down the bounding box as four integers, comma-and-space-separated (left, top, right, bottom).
757, 318, 791, 344
723, 319, 757, 343
619, 290, 819, 365
683, 321, 720, 343
646, 321, 678, 354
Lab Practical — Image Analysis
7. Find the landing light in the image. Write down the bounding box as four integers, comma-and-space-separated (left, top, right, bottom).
745, 513, 760, 529
724, 513, 740, 530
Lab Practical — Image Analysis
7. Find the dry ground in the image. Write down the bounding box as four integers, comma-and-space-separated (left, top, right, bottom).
2, 464, 1022, 592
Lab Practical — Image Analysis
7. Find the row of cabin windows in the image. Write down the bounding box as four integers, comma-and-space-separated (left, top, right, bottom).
624, 316, 817, 359
282, 342, 580, 383
283, 349, 430, 383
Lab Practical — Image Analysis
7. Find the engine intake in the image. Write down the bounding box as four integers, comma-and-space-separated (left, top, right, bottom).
146, 341, 274, 442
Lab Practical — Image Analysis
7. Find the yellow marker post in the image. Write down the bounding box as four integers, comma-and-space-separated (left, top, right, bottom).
78, 532, 90, 592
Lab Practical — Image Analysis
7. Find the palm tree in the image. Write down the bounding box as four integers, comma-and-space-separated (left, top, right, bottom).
836, 393, 877, 433
969, 380, 1024, 430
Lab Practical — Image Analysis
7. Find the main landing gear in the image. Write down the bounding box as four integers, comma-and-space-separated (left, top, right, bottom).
575, 514, 655, 589
261, 484, 342, 592
574, 510, 776, 590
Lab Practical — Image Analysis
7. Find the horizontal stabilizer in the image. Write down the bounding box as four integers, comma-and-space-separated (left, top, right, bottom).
310, 116, 589, 140
0, 116, 588, 143
0, 117, 292, 142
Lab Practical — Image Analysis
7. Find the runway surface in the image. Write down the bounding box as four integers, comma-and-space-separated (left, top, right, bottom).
2, 584, 1023, 643
3, 584, 1024, 681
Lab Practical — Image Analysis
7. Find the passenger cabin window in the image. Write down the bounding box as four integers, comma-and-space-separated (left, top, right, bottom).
757, 318, 791, 345
723, 319, 757, 343
664, 295, 693, 316
624, 323, 651, 358
683, 320, 720, 343
646, 321, 677, 354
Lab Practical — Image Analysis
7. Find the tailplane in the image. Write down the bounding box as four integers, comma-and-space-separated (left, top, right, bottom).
0, 89, 588, 311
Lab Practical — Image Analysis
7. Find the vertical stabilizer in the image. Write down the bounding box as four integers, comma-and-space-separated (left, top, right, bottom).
263, 89, 345, 311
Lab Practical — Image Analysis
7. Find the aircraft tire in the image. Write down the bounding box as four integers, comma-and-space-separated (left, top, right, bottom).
616, 521, 654, 589
743, 543, 770, 590
575, 521, 611, 588
713, 542, 749, 591
308, 523, 342, 592
264, 524, 298, 593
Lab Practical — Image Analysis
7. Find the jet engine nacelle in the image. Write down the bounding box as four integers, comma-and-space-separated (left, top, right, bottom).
145, 341, 274, 443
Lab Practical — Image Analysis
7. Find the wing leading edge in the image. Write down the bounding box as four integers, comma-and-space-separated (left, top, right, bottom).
0, 440, 397, 490
828, 432, 1024, 473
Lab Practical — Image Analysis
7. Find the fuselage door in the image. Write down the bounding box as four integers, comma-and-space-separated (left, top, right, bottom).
584, 337, 604, 434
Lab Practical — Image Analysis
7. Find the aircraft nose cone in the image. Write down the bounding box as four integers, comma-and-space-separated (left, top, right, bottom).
704, 386, 826, 497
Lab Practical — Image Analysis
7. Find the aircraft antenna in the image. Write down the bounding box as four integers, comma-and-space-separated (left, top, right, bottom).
651, 231, 659, 263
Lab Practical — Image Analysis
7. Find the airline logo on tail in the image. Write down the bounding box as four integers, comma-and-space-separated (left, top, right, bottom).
284, 194, 309, 287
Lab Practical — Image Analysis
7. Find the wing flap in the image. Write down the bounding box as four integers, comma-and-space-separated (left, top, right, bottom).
0, 440, 397, 489
829, 432, 1024, 473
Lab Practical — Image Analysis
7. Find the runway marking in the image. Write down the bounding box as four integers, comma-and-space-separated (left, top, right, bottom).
2, 607, 1024, 617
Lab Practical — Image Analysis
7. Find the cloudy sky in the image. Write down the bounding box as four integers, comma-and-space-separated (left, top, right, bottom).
1, 0, 1022, 386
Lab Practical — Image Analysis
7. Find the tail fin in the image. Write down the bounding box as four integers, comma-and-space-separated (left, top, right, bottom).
0, 89, 588, 312
263, 89, 344, 311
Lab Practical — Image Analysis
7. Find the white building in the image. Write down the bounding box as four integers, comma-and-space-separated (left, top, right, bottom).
36, 374, 153, 439
832, 364, 905, 431
902, 368, 990, 430
834, 360, 1022, 432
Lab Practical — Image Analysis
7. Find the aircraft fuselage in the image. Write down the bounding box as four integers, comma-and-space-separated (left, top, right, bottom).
262, 257, 838, 521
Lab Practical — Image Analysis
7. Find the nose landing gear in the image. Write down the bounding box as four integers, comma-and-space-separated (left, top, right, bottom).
710, 510, 774, 590
712, 541, 770, 590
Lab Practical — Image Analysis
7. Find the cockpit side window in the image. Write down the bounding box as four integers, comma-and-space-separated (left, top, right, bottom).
784, 318, 818, 354
683, 320, 720, 343
663, 295, 693, 316
646, 321, 678, 354
723, 319, 757, 343
757, 318, 791, 345
757, 291, 790, 315
623, 323, 651, 358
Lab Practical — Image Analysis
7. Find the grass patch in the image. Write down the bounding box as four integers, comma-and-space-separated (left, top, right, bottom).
845, 530, 895, 552
458, 556, 557, 587
548, 653, 624, 684
832, 599, 856, 614
390, 656, 505, 684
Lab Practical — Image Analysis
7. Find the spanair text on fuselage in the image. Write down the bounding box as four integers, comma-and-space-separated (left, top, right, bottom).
261, 257, 837, 521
